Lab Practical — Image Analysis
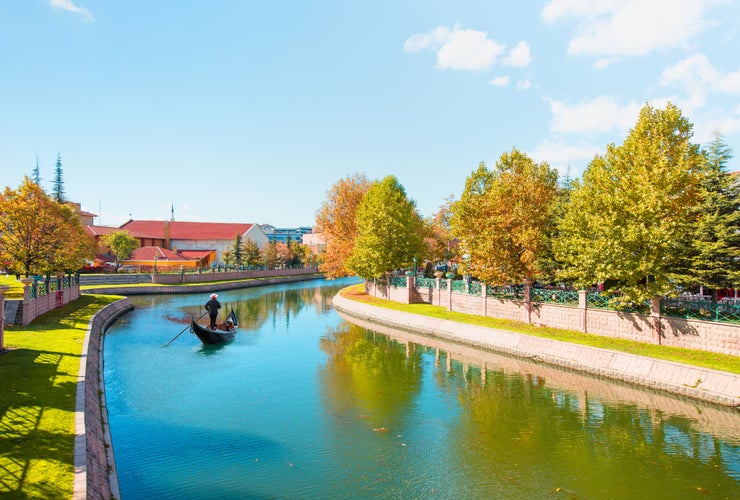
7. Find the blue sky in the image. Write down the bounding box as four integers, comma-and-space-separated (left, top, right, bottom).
1, 1, 739, 228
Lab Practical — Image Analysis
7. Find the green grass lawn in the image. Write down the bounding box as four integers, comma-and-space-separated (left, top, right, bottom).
0, 274, 25, 299
0, 294, 120, 499
340, 284, 740, 374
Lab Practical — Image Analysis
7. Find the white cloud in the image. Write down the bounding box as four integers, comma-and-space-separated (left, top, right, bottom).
489, 76, 510, 87
50, 0, 94, 21
404, 24, 505, 72
503, 41, 532, 68
660, 53, 740, 115
516, 79, 531, 90
530, 140, 602, 177
547, 96, 642, 135
541, 0, 722, 66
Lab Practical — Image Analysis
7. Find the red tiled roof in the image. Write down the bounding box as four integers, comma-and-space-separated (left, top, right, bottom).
178, 249, 215, 259
120, 220, 255, 240
129, 246, 189, 261
85, 225, 160, 239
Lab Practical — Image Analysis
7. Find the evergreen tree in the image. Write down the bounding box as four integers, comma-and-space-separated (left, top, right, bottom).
52, 152, 65, 202
689, 131, 740, 298
32, 156, 41, 185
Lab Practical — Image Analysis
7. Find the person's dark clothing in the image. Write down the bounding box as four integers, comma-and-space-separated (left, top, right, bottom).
205, 298, 221, 329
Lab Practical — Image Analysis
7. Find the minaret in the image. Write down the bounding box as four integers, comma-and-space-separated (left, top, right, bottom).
171, 204, 175, 221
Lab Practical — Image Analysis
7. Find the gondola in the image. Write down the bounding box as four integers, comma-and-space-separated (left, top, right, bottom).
190, 309, 239, 345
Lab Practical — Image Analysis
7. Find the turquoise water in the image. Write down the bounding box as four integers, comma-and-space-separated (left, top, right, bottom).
104, 278, 740, 499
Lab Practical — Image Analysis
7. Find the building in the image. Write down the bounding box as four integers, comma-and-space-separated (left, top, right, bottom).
261, 225, 314, 244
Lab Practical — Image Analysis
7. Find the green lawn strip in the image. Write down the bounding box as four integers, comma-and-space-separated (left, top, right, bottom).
0, 294, 120, 498
340, 284, 740, 374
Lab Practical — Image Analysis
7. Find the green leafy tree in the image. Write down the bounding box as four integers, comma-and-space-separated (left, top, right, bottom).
52, 152, 65, 202
689, 132, 740, 298
242, 238, 262, 268
554, 102, 704, 302
101, 230, 140, 272
345, 175, 425, 279
450, 149, 559, 285
0, 177, 93, 276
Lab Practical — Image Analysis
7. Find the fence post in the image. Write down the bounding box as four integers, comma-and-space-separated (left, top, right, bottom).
435, 277, 441, 306
0, 285, 8, 351
579, 290, 588, 333
406, 274, 415, 303
21, 278, 34, 326
523, 279, 534, 324
447, 278, 453, 311
651, 296, 662, 345
481, 283, 487, 317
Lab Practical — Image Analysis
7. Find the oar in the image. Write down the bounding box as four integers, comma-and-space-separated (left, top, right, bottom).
164, 311, 208, 347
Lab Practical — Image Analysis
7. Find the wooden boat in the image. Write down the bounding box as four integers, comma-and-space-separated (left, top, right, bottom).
191, 309, 239, 345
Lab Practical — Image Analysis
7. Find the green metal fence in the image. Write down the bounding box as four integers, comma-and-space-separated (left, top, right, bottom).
389, 277, 407, 288
662, 297, 740, 324
531, 288, 579, 305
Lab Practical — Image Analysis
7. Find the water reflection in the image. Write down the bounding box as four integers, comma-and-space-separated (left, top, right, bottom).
334, 311, 740, 497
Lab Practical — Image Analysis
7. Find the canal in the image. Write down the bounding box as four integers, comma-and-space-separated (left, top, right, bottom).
103, 277, 740, 498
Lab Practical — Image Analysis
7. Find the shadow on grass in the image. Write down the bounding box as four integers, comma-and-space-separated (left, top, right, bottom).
0, 346, 79, 497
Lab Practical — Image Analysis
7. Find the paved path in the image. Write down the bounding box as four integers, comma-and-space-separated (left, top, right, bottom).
333, 293, 740, 408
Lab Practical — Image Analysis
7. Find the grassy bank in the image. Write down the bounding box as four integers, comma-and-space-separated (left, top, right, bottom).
0, 294, 120, 499
340, 284, 740, 374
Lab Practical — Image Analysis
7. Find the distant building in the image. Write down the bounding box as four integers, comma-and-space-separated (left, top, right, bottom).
302, 232, 325, 254
260, 225, 313, 244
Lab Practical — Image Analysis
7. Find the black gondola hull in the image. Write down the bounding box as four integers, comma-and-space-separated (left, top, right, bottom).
191, 310, 239, 345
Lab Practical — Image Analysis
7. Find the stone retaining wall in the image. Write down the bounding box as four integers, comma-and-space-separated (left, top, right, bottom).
74, 298, 133, 500
365, 278, 740, 357
333, 292, 740, 408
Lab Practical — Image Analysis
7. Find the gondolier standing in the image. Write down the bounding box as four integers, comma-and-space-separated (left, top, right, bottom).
205, 293, 221, 329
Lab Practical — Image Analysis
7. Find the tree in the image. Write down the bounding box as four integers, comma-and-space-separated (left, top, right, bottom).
425, 195, 457, 265
450, 149, 559, 285
0, 177, 93, 276
263, 241, 279, 269
242, 238, 262, 269
227, 234, 244, 267
553, 102, 704, 302
688, 131, 740, 297
52, 152, 65, 202
315, 173, 372, 278
32, 156, 41, 185
345, 175, 426, 279
101, 230, 140, 272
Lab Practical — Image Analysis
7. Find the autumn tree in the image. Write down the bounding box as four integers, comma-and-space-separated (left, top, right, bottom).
0, 177, 93, 276
345, 175, 426, 279
101, 230, 140, 272
315, 173, 372, 278
425, 195, 457, 265
242, 238, 262, 269
450, 149, 559, 285
263, 241, 279, 269
688, 132, 740, 298
553, 102, 705, 302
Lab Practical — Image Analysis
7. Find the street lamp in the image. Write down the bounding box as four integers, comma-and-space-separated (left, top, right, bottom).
153, 254, 158, 272
413, 257, 417, 278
